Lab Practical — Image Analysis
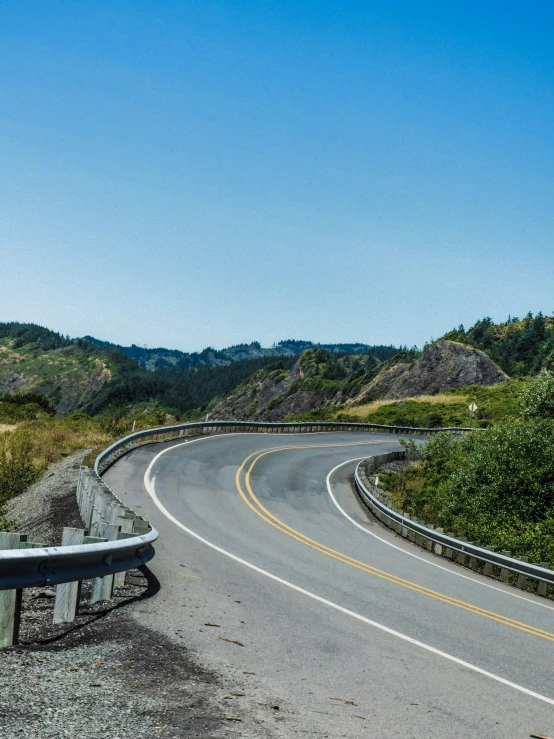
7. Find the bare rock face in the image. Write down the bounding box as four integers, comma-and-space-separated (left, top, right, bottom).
357, 340, 508, 402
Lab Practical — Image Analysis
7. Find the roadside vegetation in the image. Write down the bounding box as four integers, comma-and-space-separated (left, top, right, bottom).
379, 373, 554, 565
287, 380, 529, 428
0, 395, 171, 531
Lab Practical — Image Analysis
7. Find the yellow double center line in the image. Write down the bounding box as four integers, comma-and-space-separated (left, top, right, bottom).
235, 441, 554, 643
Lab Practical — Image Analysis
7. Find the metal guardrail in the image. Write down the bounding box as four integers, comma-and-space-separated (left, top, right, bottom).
0, 463, 158, 646
94, 419, 474, 474
0, 472, 156, 593
354, 452, 554, 592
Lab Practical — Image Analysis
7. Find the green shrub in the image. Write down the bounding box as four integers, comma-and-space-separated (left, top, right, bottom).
520, 371, 554, 420
381, 422, 554, 565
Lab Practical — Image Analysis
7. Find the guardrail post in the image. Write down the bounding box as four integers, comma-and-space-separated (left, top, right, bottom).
400, 514, 411, 539
469, 545, 480, 572
537, 563, 549, 597
499, 551, 511, 582
434, 528, 444, 555
53, 528, 85, 624
412, 519, 424, 546
113, 518, 134, 588
444, 534, 455, 560
516, 557, 529, 590
90, 524, 118, 603
456, 539, 468, 565
483, 547, 495, 577
0, 533, 23, 647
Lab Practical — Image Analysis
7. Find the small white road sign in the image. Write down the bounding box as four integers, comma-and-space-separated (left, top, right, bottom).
468, 402, 478, 414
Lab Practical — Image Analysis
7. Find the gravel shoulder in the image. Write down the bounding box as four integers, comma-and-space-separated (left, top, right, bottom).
0, 453, 280, 738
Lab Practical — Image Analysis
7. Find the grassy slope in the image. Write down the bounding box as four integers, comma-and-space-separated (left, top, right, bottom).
287, 380, 529, 427
0, 397, 174, 531
0, 338, 116, 414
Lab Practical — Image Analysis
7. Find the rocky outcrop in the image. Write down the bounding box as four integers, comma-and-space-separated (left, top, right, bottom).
353, 340, 508, 403
210, 340, 509, 421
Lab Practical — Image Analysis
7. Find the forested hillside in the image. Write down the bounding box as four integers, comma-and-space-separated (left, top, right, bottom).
208, 346, 406, 420
83, 335, 395, 371
0, 323, 135, 414
442, 313, 554, 376
0, 322, 398, 418
81, 355, 299, 416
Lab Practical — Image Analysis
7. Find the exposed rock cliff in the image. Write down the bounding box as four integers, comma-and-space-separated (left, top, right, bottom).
352, 340, 508, 404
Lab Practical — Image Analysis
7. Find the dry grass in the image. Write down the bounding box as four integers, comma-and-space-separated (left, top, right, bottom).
17, 419, 116, 472
344, 394, 468, 419
0, 424, 18, 434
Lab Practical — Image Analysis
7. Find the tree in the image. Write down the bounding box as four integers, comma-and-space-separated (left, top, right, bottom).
520, 371, 554, 420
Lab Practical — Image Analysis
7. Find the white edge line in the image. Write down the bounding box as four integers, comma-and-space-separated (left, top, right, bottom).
326, 459, 554, 612
143, 441, 554, 707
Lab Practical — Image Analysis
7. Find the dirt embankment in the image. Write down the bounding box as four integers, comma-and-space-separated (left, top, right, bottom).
353, 340, 508, 404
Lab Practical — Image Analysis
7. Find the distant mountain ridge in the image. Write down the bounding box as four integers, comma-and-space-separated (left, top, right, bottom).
4, 314, 549, 425
81, 336, 390, 371
0, 323, 398, 417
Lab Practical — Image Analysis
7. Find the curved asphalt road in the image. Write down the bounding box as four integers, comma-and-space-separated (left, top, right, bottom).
104, 432, 554, 738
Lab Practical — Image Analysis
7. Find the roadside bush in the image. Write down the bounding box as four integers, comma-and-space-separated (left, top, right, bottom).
520, 371, 554, 420
0, 393, 56, 423
380, 422, 554, 564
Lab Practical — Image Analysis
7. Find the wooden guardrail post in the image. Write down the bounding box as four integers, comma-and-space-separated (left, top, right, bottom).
53, 527, 85, 624
483, 546, 495, 577
113, 518, 134, 588
444, 534, 455, 560
90, 524, 119, 603
456, 538, 468, 565
499, 551, 511, 582
469, 544, 480, 572
537, 563, 549, 597
516, 557, 529, 590
434, 528, 444, 555
0, 533, 23, 647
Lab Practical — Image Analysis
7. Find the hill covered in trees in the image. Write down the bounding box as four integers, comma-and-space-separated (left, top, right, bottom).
82, 335, 393, 371
0, 322, 398, 418
442, 313, 554, 377
5, 314, 554, 425
0, 323, 136, 414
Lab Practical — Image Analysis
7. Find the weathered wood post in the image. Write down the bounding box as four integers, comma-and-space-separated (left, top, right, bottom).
516, 556, 529, 590
0, 532, 23, 647
537, 563, 549, 597
53, 528, 85, 624
434, 527, 444, 556
483, 546, 495, 577
90, 524, 119, 603
499, 551, 511, 582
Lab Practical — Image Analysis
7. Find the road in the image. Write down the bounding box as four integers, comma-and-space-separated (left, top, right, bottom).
104, 431, 554, 738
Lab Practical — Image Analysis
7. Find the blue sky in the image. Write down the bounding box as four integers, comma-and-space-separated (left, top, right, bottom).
2, 1, 553, 351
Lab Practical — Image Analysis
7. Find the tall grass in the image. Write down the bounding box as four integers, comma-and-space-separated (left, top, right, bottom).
0, 409, 171, 531
342, 394, 469, 418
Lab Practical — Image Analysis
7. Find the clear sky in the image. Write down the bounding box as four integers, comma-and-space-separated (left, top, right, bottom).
2, 1, 553, 351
